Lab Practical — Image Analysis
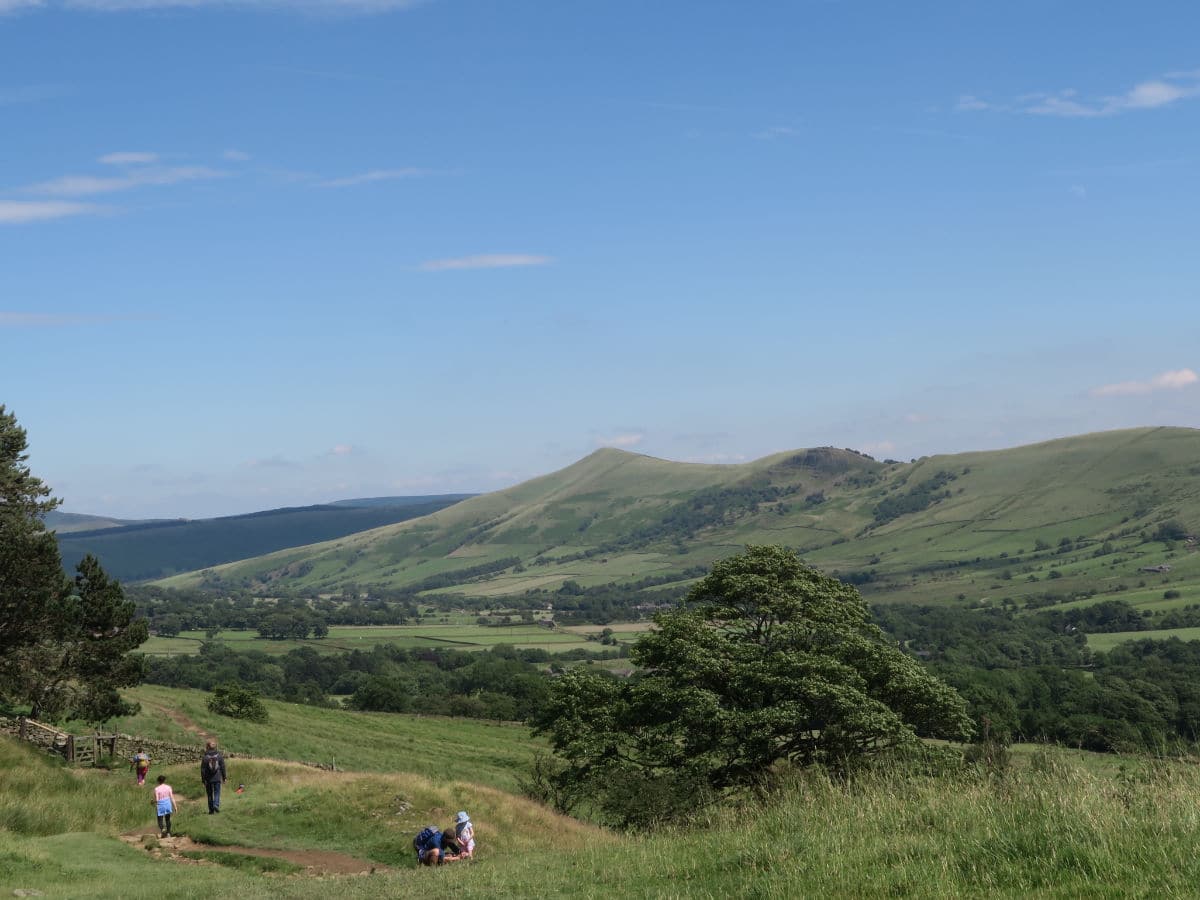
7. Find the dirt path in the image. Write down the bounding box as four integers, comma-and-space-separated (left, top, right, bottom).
122, 829, 387, 876
146, 702, 214, 742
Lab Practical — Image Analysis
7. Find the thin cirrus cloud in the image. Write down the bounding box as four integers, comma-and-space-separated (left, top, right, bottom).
316, 167, 433, 188
420, 254, 553, 272
594, 432, 645, 449
3, 0, 423, 11
24, 164, 226, 197
958, 70, 1200, 117
0, 200, 97, 224
0, 311, 142, 326
1090, 369, 1199, 397
98, 151, 159, 165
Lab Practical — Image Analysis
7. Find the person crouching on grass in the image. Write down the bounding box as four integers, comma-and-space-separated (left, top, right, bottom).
413, 825, 464, 866
154, 775, 176, 838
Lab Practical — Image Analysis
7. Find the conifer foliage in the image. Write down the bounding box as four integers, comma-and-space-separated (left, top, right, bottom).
0, 406, 147, 722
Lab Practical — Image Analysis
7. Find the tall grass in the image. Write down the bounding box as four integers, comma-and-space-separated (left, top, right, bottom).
9, 717, 1200, 897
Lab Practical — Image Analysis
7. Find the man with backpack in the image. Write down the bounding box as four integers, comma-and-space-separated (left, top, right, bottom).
200, 739, 227, 814
413, 825, 445, 865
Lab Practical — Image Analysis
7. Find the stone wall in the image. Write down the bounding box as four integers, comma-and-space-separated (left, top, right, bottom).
0, 716, 239, 766
110, 734, 213, 766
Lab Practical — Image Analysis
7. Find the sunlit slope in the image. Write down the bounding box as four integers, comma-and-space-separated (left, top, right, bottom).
160, 428, 1200, 603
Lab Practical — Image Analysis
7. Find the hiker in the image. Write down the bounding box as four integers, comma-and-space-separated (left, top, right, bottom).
200, 739, 227, 814
439, 829, 465, 862
154, 775, 177, 838
413, 825, 443, 865
131, 747, 151, 786
454, 810, 475, 859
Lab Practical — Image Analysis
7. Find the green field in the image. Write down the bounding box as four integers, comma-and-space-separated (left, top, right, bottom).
1087, 626, 1200, 653
11, 689, 1200, 898
97, 685, 541, 791
141, 622, 650, 657
153, 428, 1200, 625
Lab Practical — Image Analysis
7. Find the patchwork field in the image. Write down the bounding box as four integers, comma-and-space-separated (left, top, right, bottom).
140, 621, 651, 658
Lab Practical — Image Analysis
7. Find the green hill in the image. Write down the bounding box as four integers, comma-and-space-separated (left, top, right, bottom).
158, 427, 1200, 610
58, 495, 472, 583
44, 510, 164, 533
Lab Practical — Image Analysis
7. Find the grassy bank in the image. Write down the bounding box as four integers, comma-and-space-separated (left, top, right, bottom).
7, 729, 1200, 898
82, 685, 541, 793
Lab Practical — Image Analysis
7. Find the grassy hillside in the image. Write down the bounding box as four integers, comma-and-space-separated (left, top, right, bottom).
9, 694, 1200, 897
159, 428, 1200, 617
44, 510, 161, 533
58, 495, 471, 582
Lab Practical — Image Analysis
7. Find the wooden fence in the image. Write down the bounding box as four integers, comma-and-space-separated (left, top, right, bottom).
16, 717, 119, 766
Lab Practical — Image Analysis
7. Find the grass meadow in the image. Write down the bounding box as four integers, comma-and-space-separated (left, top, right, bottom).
90, 685, 540, 792
8, 723, 1200, 898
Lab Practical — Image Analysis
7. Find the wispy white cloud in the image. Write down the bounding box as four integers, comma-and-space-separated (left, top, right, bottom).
0, 200, 98, 224
46, 0, 422, 11
955, 94, 991, 112
244, 454, 298, 469
1091, 368, 1199, 397
594, 432, 645, 449
24, 165, 226, 197
1070, 184, 1087, 200
959, 71, 1200, 118
329, 444, 356, 456
317, 167, 432, 188
420, 254, 552, 272
0, 0, 44, 12
99, 151, 158, 165
0, 311, 133, 326
223, 149, 251, 161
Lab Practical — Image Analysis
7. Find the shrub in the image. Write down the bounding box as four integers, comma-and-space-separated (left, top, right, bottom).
207, 682, 268, 723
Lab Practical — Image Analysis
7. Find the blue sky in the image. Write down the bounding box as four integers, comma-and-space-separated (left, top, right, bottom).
3, 0, 1198, 518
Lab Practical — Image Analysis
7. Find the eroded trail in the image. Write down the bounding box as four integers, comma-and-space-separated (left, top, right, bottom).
144, 702, 214, 743
121, 829, 388, 876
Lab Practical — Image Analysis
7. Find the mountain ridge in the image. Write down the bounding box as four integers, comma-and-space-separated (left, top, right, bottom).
155, 426, 1200, 605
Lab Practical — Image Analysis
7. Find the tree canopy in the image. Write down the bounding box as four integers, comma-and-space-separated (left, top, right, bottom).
0, 405, 63, 661
532, 546, 972, 821
0, 406, 147, 723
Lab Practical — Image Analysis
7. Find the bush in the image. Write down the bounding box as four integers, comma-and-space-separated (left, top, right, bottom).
207, 683, 268, 723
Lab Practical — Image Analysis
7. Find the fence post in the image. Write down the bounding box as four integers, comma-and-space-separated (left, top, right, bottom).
66, 734, 75, 764
18, 716, 27, 741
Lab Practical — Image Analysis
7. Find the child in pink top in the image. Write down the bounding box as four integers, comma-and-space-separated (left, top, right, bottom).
154, 775, 176, 837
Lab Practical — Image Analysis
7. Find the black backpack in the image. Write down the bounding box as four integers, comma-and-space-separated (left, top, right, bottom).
204, 753, 221, 777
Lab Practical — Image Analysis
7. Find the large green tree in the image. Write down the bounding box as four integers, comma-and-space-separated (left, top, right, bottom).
0, 405, 64, 660
0, 407, 147, 722
532, 546, 973, 819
